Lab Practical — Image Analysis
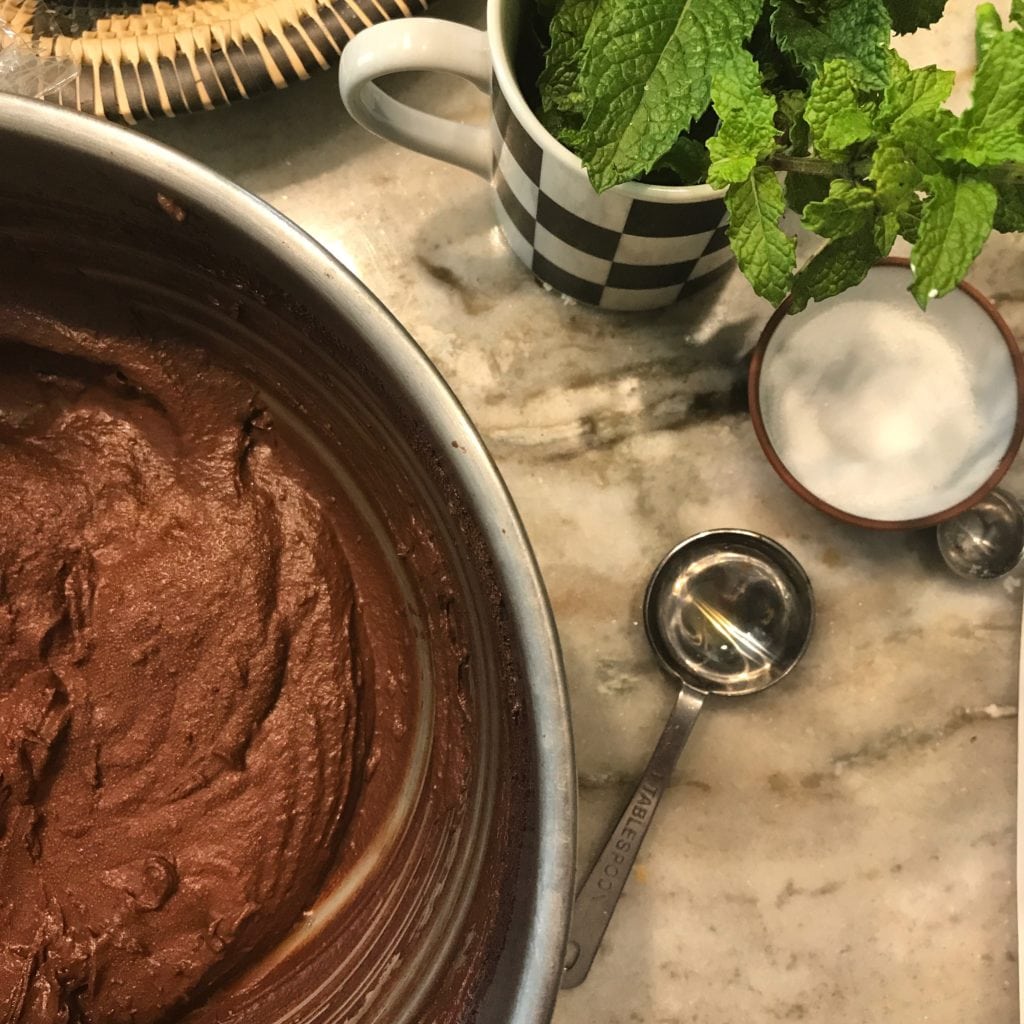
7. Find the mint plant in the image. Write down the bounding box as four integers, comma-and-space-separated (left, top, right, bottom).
534, 0, 1024, 310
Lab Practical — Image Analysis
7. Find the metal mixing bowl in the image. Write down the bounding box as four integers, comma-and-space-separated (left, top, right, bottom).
0, 93, 574, 1024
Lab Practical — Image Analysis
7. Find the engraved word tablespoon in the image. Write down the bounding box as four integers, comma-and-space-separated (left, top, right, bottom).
562, 529, 815, 988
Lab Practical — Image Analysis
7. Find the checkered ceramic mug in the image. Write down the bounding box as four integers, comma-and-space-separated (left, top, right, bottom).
339, 0, 733, 312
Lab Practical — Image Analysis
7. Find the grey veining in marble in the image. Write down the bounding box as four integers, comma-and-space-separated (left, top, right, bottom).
142, 1, 1024, 1019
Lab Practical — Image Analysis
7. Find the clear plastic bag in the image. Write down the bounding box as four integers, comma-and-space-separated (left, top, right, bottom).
0, 18, 78, 98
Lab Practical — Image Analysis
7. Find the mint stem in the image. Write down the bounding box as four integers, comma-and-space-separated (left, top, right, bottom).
768, 154, 860, 178
769, 152, 1024, 187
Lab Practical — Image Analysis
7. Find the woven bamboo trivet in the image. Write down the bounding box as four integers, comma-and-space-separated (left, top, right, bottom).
0, 0, 429, 122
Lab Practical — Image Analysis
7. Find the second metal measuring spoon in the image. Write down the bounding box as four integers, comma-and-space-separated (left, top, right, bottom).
562, 529, 815, 989
937, 488, 1024, 580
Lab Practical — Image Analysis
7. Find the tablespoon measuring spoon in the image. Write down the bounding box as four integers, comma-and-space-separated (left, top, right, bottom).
562, 529, 815, 989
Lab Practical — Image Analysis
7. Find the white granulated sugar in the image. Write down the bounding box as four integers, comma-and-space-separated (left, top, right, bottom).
758, 275, 1015, 522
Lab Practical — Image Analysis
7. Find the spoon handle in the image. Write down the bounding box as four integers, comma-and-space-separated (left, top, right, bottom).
561, 685, 706, 989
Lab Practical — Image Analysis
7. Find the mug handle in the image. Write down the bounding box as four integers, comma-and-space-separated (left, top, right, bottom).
339, 19, 492, 180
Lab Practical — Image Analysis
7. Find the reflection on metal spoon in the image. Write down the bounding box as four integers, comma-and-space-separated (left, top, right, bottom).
655, 547, 808, 693
937, 488, 1024, 580
562, 530, 814, 989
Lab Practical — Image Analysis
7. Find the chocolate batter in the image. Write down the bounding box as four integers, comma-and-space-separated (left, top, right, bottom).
0, 305, 414, 1023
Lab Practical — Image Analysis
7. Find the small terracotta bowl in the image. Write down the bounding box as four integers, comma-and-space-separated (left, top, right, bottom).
748, 259, 1024, 531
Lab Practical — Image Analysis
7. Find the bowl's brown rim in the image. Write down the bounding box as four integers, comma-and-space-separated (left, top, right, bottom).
747, 256, 1024, 531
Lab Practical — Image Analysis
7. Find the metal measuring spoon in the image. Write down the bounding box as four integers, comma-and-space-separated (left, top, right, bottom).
562, 530, 815, 988
937, 488, 1024, 580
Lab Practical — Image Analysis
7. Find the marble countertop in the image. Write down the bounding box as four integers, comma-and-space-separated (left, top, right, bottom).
144, 2, 1024, 1020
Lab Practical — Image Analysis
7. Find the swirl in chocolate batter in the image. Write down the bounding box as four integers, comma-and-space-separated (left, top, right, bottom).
0, 312, 384, 1023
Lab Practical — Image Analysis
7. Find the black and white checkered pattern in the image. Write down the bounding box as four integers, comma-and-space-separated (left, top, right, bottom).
489, 79, 733, 312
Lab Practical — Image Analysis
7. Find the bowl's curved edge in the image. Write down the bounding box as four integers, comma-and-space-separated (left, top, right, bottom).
747, 257, 1024, 532
0, 93, 576, 1024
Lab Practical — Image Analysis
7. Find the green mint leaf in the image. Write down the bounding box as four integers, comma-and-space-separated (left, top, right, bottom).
539, 112, 587, 154
804, 59, 875, 159
884, 0, 947, 35
976, 4, 1003, 64
898, 198, 924, 244
726, 165, 796, 305
784, 171, 830, 214
707, 49, 778, 189
946, 29, 1024, 167
874, 211, 900, 252
910, 175, 997, 308
776, 90, 810, 154
1013, 0, 1024, 27
964, 29, 1024, 131
707, 157, 757, 191
949, 126, 1024, 166
770, 0, 892, 90
646, 136, 711, 185
789, 225, 880, 313
890, 108, 956, 177
538, 0, 601, 142
877, 53, 954, 130
869, 140, 922, 212
801, 180, 876, 238
995, 185, 1024, 233
575, 0, 762, 192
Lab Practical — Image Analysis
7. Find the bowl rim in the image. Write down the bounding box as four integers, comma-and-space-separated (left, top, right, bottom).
747, 256, 1024, 531
0, 92, 576, 1023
